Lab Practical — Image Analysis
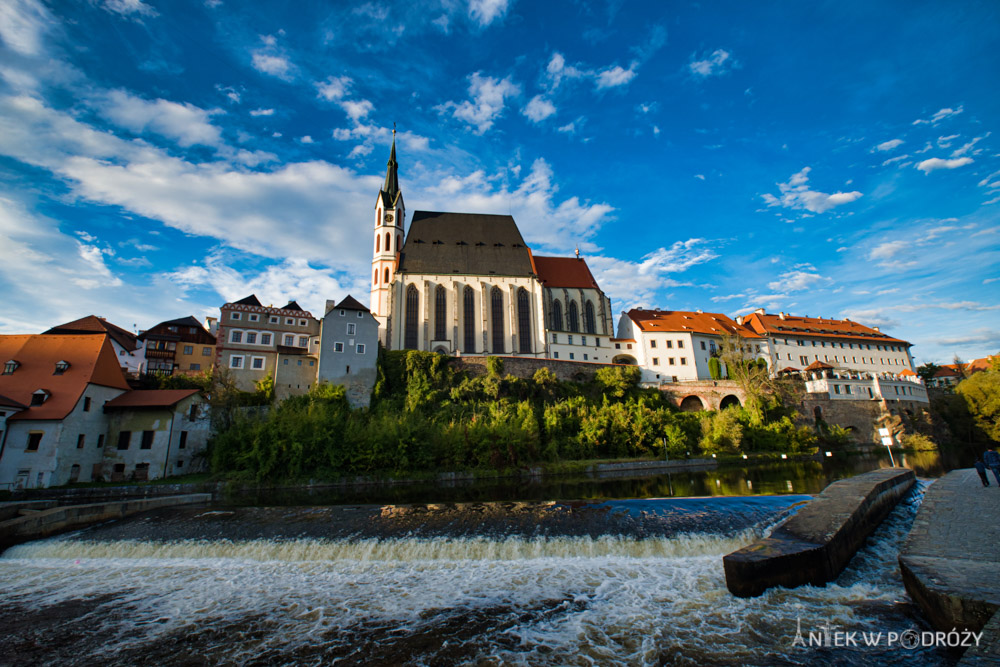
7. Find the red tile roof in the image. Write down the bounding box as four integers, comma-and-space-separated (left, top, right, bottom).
0, 393, 27, 409
0, 335, 130, 421
741, 311, 910, 345
533, 256, 601, 289
103, 389, 200, 409
43, 315, 140, 352
804, 360, 835, 371
626, 309, 763, 339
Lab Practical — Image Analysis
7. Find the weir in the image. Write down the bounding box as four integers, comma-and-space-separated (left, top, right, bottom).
723, 467, 915, 597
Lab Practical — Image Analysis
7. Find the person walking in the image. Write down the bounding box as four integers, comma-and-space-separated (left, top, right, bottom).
974, 456, 990, 487
985, 446, 1000, 487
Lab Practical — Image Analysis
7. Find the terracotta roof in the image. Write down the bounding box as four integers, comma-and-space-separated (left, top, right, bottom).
533, 256, 600, 289
0, 335, 129, 421
43, 315, 140, 352
104, 389, 200, 410
139, 316, 216, 344
899, 368, 917, 377
398, 211, 535, 277
626, 309, 763, 339
334, 295, 369, 312
742, 311, 910, 345
804, 360, 835, 371
0, 393, 27, 409
966, 355, 999, 372
933, 366, 962, 377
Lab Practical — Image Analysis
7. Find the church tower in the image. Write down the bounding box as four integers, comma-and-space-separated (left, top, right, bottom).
370, 130, 405, 332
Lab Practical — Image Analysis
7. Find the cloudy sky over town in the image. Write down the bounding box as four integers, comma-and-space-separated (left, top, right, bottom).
0, 0, 997, 363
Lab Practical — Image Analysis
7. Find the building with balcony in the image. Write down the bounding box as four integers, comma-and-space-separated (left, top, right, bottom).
138, 316, 217, 376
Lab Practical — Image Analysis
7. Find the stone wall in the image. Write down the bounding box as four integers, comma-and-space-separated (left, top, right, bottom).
450, 355, 619, 382
800, 396, 935, 444
659, 381, 747, 411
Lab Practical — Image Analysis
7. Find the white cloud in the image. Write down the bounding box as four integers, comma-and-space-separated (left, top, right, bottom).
249, 108, 274, 116
694, 174, 705, 180
915, 157, 973, 173
689, 49, 733, 77
587, 240, 717, 310
867, 240, 908, 261
99, 89, 223, 147
881, 154, 910, 167
950, 133, 989, 158
767, 265, 833, 292
936, 134, 958, 148
557, 120, 577, 134
595, 62, 638, 89
522, 95, 556, 122
99, 0, 158, 18
0, 0, 52, 56
468, 0, 509, 26
252, 52, 292, 79
341, 99, 373, 121
317, 76, 351, 101
912, 105, 963, 125
436, 72, 519, 134
874, 138, 904, 152
299, 135, 314, 144
545, 52, 585, 89
761, 167, 862, 214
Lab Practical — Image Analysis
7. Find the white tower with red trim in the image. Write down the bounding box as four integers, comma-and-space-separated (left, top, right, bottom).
370, 130, 405, 334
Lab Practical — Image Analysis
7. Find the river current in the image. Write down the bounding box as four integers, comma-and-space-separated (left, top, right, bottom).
0, 483, 951, 666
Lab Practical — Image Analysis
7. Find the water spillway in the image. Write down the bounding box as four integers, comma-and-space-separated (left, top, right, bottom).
0, 492, 951, 665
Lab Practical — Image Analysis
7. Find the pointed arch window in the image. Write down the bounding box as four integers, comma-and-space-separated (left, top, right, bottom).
584, 301, 596, 334
491, 286, 505, 353
384, 232, 390, 253
568, 301, 579, 332
463, 286, 476, 352
434, 285, 447, 341
375, 235, 380, 253
384, 268, 390, 284
551, 300, 563, 331
373, 269, 378, 285
404, 284, 419, 350
517, 288, 531, 353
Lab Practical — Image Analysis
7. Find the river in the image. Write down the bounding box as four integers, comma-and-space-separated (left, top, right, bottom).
0, 454, 955, 665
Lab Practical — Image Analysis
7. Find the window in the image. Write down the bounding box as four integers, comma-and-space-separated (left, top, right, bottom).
800, 355, 809, 365
552, 300, 563, 331
230, 331, 243, 343
286, 318, 294, 325
517, 288, 531, 353
30, 392, 46, 406
190, 363, 201, 371
246, 333, 256, 345
284, 335, 294, 346
83, 397, 91, 412
54, 360, 70, 374
435, 285, 447, 341
568, 335, 574, 345
176, 460, 184, 468
669, 358, 676, 365
117, 431, 131, 450
700, 341, 706, 350
230, 355, 244, 369
249, 314, 259, 322
833, 384, 841, 395
299, 320, 307, 326
463, 286, 476, 352
584, 301, 596, 334
334, 342, 344, 352
384, 268, 390, 284
357, 344, 366, 354
77, 434, 85, 449
26, 432, 42, 451
568, 301, 579, 332
347, 323, 356, 336
569, 353, 575, 360
680, 358, 687, 365
3, 360, 19, 375
140, 431, 154, 449
552, 333, 558, 344
97, 434, 105, 448
553, 351, 559, 359
299, 336, 308, 347
231, 312, 241, 320
677, 340, 684, 349
202, 347, 212, 356
844, 384, 852, 394
582, 336, 587, 346
491, 286, 505, 353
260, 334, 272, 346
651, 340, 657, 349
652, 357, 659, 365
270, 316, 279, 324
405, 284, 419, 350
179, 431, 188, 449
251, 357, 264, 370
584, 354, 589, 360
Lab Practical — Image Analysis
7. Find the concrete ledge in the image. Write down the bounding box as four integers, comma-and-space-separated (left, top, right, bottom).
0, 493, 212, 551
723, 468, 915, 598
0, 500, 59, 522
899, 469, 1000, 638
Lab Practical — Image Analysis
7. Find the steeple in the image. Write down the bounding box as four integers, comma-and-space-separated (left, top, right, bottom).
381, 127, 399, 205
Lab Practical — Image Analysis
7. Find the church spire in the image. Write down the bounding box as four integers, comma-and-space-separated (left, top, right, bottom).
382, 126, 399, 202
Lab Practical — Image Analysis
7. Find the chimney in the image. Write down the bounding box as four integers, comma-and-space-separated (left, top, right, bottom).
873, 326, 880, 332
735, 316, 744, 325
779, 312, 787, 320
755, 307, 765, 315
696, 309, 703, 313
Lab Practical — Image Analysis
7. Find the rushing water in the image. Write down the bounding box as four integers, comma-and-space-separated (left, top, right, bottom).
0, 481, 953, 666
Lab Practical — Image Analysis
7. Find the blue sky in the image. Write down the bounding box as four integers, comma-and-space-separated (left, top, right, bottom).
0, 0, 998, 365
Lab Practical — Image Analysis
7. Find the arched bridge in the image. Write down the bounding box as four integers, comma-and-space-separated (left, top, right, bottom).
659, 381, 748, 412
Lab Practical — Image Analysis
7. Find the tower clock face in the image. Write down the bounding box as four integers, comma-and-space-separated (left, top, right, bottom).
385, 213, 394, 223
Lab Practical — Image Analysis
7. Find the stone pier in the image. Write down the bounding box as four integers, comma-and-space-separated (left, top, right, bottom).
723, 468, 915, 597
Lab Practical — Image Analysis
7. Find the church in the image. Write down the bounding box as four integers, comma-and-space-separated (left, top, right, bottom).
368, 134, 617, 362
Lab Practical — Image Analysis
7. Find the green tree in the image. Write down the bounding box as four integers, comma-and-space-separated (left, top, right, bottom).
956, 370, 1000, 442
718, 332, 776, 425
708, 357, 722, 380
916, 362, 941, 384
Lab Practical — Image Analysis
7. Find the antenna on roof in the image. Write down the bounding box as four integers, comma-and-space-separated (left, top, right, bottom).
575, 246, 580, 259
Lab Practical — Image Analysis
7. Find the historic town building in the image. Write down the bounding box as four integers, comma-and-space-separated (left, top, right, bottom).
139, 316, 217, 376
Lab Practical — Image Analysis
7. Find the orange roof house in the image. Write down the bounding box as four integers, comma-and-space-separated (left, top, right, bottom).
533, 256, 602, 289
740, 310, 909, 346
0, 334, 129, 422
625, 309, 763, 339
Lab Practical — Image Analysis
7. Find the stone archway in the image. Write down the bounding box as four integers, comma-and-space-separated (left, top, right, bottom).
612, 354, 638, 365
720, 394, 741, 410
680, 395, 705, 412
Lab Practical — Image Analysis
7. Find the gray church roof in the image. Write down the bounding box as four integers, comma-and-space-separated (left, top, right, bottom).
397, 211, 535, 277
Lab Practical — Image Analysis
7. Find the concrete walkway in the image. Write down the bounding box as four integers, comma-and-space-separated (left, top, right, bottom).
899, 468, 1000, 663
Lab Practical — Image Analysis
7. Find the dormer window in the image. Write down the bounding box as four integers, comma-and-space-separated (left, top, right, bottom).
30, 390, 50, 406
54, 360, 70, 375
3, 360, 18, 375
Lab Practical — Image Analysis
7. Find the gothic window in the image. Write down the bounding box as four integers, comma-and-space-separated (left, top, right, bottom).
373, 269, 378, 284
375, 235, 380, 253
552, 300, 563, 331
384, 268, 390, 283
517, 288, 531, 353
463, 286, 475, 352
491, 286, 505, 353
568, 301, 579, 332
396, 235, 401, 252
385, 232, 390, 252
435, 285, 447, 341
584, 301, 596, 334
404, 284, 419, 350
